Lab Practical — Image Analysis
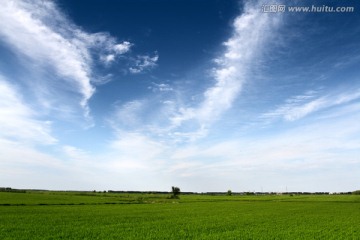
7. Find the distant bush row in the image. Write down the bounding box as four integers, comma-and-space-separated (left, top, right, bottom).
353, 190, 360, 195
0, 187, 26, 193
2, 187, 360, 195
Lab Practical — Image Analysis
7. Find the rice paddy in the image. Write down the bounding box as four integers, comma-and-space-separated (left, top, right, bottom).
1, 191, 359, 239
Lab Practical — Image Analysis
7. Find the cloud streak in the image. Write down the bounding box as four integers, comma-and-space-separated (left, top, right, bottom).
110, 0, 282, 142
263, 88, 360, 122
0, 77, 56, 145
129, 53, 159, 74
100, 41, 132, 65
0, 1, 94, 114
0, 0, 139, 120
167, 1, 282, 139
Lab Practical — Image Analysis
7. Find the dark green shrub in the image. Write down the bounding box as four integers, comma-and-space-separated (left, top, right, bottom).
352, 190, 360, 195
171, 186, 180, 199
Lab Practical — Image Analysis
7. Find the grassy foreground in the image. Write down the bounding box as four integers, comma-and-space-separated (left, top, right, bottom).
0, 191, 359, 239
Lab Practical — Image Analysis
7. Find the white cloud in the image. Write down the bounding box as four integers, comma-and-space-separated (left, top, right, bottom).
111, 132, 165, 159
92, 74, 113, 86
0, 1, 94, 113
109, 98, 178, 137
168, 0, 282, 138
114, 41, 132, 54
0, 139, 61, 173
108, 0, 282, 142
99, 41, 133, 65
100, 54, 116, 64
62, 145, 89, 161
129, 53, 159, 74
148, 83, 174, 92
0, 0, 134, 119
264, 88, 360, 121
201, 0, 280, 120
0, 78, 56, 145
1, 86, 358, 192
166, 109, 360, 192
110, 100, 145, 128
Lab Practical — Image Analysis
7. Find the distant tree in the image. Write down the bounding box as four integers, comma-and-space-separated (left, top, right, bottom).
227, 190, 232, 196
171, 186, 181, 199
352, 190, 360, 195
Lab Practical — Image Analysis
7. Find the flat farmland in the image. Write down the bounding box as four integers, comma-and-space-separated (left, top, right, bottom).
0, 192, 359, 239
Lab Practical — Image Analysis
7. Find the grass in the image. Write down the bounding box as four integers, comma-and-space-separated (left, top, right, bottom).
0, 191, 175, 206
0, 191, 359, 239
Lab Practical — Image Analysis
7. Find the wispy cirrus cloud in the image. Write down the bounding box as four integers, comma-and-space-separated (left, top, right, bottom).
0, 0, 94, 115
263, 88, 360, 122
148, 82, 174, 92
105, 101, 360, 192
0, 0, 138, 121
129, 53, 159, 74
0, 77, 56, 145
165, 0, 282, 140
109, 0, 282, 142
100, 41, 133, 65
110, 100, 146, 129
114, 41, 133, 54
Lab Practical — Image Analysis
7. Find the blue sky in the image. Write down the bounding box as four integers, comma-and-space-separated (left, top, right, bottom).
0, 0, 359, 192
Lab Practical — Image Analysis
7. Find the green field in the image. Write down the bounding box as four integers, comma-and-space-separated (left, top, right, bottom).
1, 191, 359, 239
